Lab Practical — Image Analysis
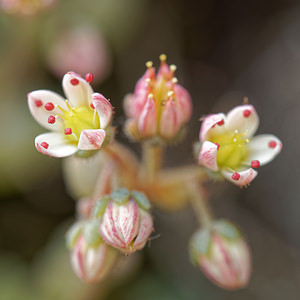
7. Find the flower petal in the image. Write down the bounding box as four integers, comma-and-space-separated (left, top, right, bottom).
28, 90, 67, 131
198, 141, 219, 172
35, 132, 77, 157
200, 113, 226, 141
174, 84, 192, 124
91, 93, 113, 129
62, 72, 93, 107
221, 168, 258, 187
226, 105, 259, 138
160, 100, 179, 139
133, 209, 153, 250
247, 134, 282, 166
78, 129, 106, 150
138, 96, 157, 137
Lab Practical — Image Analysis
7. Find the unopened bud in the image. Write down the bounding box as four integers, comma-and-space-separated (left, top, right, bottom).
66, 220, 117, 283
189, 220, 251, 290
94, 188, 153, 254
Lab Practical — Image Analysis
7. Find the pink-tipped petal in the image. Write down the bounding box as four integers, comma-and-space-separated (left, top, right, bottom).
247, 134, 282, 166
157, 62, 171, 80
226, 105, 259, 138
221, 168, 258, 187
100, 202, 126, 248
138, 96, 157, 137
63, 72, 94, 107
133, 209, 153, 250
28, 90, 67, 131
118, 200, 139, 246
91, 93, 113, 129
200, 113, 226, 141
35, 132, 77, 157
198, 141, 219, 172
174, 84, 192, 124
160, 100, 179, 139
78, 129, 106, 150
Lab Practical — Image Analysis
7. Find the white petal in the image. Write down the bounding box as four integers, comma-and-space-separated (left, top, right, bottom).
247, 134, 282, 166
28, 90, 67, 131
198, 141, 219, 172
92, 93, 113, 129
226, 105, 259, 138
62, 72, 94, 107
200, 113, 226, 141
78, 129, 106, 150
35, 132, 77, 157
221, 168, 258, 187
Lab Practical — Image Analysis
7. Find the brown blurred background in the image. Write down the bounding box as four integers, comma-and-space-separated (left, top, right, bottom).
0, 0, 299, 299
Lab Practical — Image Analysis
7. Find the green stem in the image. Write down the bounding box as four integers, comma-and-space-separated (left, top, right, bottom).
141, 143, 163, 182
187, 180, 213, 227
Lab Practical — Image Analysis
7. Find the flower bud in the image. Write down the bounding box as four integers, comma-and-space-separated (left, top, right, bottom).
94, 188, 153, 254
124, 55, 192, 143
189, 220, 251, 290
66, 220, 117, 283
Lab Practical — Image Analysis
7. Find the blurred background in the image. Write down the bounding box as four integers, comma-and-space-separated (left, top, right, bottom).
0, 0, 299, 299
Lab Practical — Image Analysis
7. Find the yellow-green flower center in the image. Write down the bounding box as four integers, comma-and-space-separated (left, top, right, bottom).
210, 130, 249, 170
57, 102, 100, 144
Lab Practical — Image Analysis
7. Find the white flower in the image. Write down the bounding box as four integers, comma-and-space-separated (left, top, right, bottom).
198, 104, 282, 186
28, 72, 113, 158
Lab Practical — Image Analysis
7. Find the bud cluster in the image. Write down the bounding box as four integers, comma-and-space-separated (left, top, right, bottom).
124, 54, 192, 143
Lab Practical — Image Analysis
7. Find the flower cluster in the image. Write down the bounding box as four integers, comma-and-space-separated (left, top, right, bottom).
124, 55, 192, 142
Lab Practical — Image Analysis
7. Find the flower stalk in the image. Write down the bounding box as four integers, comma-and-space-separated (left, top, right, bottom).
187, 180, 213, 228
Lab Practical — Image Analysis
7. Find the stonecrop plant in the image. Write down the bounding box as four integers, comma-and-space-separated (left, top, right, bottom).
28, 55, 282, 289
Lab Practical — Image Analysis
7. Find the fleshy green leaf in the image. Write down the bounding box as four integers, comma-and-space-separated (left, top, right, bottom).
83, 220, 102, 247
111, 188, 130, 205
93, 195, 110, 218
213, 220, 240, 240
189, 228, 212, 264
131, 191, 151, 210
65, 221, 85, 249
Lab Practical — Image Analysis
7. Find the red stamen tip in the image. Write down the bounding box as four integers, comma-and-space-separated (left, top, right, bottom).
269, 141, 277, 148
232, 172, 240, 181
251, 160, 260, 168
217, 119, 224, 126
64, 128, 72, 135
70, 78, 79, 86
44, 102, 54, 111
34, 99, 43, 107
90, 103, 95, 109
85, 73, 93, 83
41, 142, 49, 149
214, 143, 220, 150
243, 109, 251, 117
48, 115, 56, 124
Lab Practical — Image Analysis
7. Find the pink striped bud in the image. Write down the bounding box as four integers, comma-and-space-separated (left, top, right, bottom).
94, 188, 153, 254
124, 55, 192, 143
66, 220, 117, 283
189, 220, 251, 290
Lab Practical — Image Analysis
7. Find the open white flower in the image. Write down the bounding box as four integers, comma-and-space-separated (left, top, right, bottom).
28, 72, 113, 158
198, 104, 282, 186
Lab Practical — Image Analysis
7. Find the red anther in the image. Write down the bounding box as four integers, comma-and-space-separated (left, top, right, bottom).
269, 141, 277, 148
64, 128, 72, 135
243, 109, 251, 117
90, 103, 95, 109
232, 172, 240, 181
35, 99, 43, 107
41, 142, 49, 149
85, 73, 93, 83
251, 160, 260, 168
70, 78, 79, 86
44, 102, 55, 111
214, 143, 220, 150
217, 119, 224, 126
48, 115, 56, 124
